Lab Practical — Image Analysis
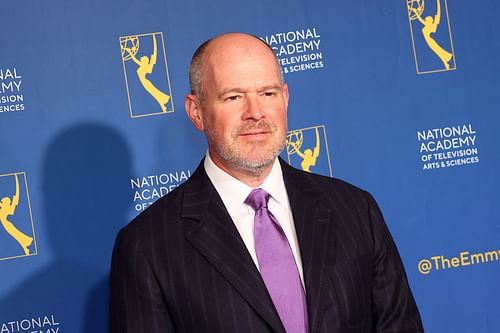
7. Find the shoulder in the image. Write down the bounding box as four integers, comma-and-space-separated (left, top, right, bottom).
114, 179, 185, 246
280, 159, 375, 209
116, 161, 209, 244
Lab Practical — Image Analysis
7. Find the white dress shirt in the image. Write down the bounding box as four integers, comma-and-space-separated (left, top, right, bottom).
204, 153, 305, 286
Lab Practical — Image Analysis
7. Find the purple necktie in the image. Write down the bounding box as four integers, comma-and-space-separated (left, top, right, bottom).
245, 188, 308, 333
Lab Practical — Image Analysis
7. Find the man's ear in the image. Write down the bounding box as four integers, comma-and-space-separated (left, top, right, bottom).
283, 83, 289, 111
185, 94, 204, 131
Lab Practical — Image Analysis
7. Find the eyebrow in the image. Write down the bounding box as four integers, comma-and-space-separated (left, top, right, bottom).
257, 85, 282, 92
219, 85, 282, 98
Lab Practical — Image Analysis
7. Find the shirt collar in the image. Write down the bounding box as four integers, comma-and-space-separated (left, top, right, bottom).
204, 152, 289, 212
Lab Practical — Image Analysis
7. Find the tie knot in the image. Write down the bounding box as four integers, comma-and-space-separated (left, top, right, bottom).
245, 188, 270, 211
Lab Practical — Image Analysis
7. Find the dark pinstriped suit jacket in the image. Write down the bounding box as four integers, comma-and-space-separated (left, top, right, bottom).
110, 159, 424, 332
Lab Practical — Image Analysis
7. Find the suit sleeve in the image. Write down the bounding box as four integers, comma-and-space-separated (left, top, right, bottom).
366, 192, 424, 332
109, 226, 175, 333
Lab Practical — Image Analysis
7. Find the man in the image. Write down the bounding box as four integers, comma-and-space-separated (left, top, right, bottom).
110, 32, 424, 332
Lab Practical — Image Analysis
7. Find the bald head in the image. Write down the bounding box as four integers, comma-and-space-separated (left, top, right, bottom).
189, 33, 283, 100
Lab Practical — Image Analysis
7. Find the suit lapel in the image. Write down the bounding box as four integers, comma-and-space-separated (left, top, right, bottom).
182, 162, 285, 333
281, 160, 337, 333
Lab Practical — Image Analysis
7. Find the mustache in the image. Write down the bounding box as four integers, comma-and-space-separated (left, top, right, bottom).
234, 120, 277, 135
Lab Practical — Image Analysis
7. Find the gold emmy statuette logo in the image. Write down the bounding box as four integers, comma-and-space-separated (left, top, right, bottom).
407, 0, 456, 74
286, 125, 332, 176
0, 172, 37, 261
120, 32, 174, 118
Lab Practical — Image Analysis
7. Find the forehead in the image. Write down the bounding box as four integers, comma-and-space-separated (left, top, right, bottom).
202, 36, 282, 89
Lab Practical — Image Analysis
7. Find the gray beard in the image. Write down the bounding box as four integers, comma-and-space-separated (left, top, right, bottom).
205, 120, 286, 175
211, 139, 285, 175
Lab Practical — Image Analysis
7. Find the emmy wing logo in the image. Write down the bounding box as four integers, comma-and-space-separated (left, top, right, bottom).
0, 172, 37, 261
286, 125, 332, 177
407, 0, 456, 74
120, 32, 174, 118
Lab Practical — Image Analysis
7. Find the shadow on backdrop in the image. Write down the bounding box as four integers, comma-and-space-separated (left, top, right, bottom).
0, 123, 133, 332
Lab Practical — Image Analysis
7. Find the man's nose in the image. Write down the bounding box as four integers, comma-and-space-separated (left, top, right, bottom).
242, 95, 264, 121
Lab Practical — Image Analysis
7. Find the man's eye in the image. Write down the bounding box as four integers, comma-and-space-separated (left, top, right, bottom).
225, 95, 241, 102
263, 91, 277, 97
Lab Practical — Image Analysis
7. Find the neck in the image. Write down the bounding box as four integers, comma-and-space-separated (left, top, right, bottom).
234, 167, 273, 188
209, 153, 275, 188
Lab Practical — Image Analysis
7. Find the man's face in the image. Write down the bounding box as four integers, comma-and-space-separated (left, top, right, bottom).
190, 35, 289, 176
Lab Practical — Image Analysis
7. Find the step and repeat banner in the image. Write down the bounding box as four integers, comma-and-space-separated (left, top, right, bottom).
1, 0, 499, 332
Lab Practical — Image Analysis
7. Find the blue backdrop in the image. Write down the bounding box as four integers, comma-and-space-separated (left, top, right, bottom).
1, 0, 499, 332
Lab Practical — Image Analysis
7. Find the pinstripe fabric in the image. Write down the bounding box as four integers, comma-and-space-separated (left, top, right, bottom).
110, 158, 424, 332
